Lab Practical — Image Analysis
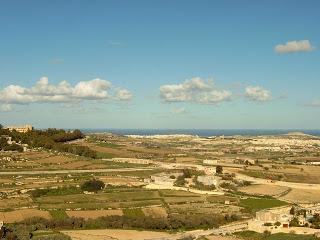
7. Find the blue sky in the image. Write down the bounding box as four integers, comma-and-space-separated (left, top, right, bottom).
0, 0, 319, 129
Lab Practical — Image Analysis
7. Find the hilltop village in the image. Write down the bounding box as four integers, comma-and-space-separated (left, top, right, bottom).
1, 125, 320, 240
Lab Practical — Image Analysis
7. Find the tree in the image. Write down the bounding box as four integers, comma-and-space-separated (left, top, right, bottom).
263, 230, 271, 238
274, 221, 281, 226
81, 179, 105, 192
290, 206, 295, 215
0, 124, 3, 129
174, 175, 186, 187
216, 166, 223, 174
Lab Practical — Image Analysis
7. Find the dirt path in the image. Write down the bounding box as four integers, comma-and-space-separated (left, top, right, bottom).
0, 167, 155, 175
235, 172, 320, 190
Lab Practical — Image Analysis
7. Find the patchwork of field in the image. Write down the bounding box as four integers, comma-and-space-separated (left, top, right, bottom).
33, 188, 236, 212
0, 150, 147, 172
1, 132, 320, 239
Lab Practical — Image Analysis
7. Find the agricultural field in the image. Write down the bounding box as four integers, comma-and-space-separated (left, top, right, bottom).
239, 184, 290, 197
1, 131, 320, 239
239, 198, 288, 212
235, 231, 318, 240
280, 189, 320, 203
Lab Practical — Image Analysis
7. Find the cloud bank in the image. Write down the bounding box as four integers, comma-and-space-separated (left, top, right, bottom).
275, 40, 314, 53
160, 77, 232, 104
0, 77, 132, 111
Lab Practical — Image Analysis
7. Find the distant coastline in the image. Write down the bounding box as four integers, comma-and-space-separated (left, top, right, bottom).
81, 129, 320, 137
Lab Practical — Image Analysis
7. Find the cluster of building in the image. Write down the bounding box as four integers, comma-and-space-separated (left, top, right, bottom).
251, 204, 320, 231
0, 135, 28, 152
245, 137, 320, 153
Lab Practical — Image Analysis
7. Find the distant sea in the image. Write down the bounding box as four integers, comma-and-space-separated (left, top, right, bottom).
81, 129, 320, 137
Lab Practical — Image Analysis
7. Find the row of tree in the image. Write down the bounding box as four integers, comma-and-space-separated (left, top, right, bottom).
0, 126, 97, 158
9, 212, 238, 238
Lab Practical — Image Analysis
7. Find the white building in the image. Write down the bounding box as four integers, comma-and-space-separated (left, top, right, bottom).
197, 175, 219, 186
151, 175, 176, 187
5, 125, 33, 133
255, 206, 293, 228
203, 159, 218, 165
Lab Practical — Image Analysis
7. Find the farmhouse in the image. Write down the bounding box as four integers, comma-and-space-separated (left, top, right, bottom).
197, 175, 219, 186
150, 173, 179, 187
255, 207, 292, 228
234, 157, 256, 165
308, 161, 320, 166
203, 159, 218, 165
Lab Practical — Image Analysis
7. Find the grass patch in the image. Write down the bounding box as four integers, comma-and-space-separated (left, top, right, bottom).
236, 231, 317, 240
123, 208, 145, 217
96, 151, 115, 159
96, 142, 121, 148
49, 210, 68, 220
239, 198, 287, 212
30, 186, 81, 198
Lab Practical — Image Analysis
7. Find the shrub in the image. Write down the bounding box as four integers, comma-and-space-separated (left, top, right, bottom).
216, 166, 223, 174
81, 179, 105, 192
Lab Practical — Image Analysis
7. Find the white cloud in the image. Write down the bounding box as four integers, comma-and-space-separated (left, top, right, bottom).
245, 86, 272, 102
115, 89, 133, 100
73, 79, 112, 99
0, 77, 132, 106
275, 40, 314, 53
0, 104, 12, 112
160, 77, 232, 104
171, 107, 187, 114
306, 99, 320, 107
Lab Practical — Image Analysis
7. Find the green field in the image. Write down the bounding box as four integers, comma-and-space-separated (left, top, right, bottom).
49, 210, 68, 220
236, 231, 318, 240
34, 188, 219, 211
239, 198, 287, 212
96, 142, 121, 148
123, 208, 145, 217
96, 152, 115, 159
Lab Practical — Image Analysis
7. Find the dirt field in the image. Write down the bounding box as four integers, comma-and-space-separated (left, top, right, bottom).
281, 189, 320, 203
142, 206, 168, 218
0, 209, 51, 223
175, 156, 201, 164
66, 209, 123, 219
239, 184, 290, 196
0, 196, 34, 209
62, 229, 240, 240
63, 229, 174, 240
37, 156, 73, 164
98, 176, 143, 186
18, 152, 51, 160
206, 236, 240, 240
61, 160, 92, 169
75, 142, 134, 158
